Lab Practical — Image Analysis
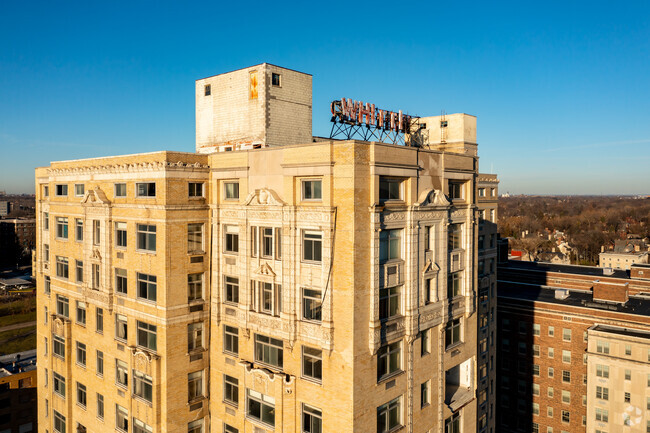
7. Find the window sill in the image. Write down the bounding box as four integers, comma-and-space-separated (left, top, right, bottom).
135, 249, 156, 255
301, 375, 323, 386
245, 416, 275, 430
301, 317, 323, 325
445, 341, 464, 352
223, 251, 239, 256
188, 396, 206, 405
133, 395, 153, 407
188, 250, 205, 255
223, 400, 238, 409
115, 382, 128, 390
377, 369, 404, 384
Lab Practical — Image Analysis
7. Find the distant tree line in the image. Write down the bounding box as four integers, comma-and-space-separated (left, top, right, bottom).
498, 196, 650, 265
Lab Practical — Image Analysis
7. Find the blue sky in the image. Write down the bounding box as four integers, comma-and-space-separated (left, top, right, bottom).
1, 0, 649, 194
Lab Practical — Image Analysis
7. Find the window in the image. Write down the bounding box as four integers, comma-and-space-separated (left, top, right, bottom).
533, 403, 540, 415
302, 179, 322, 200
302, 288, 322, 321
595, 408, 608, 422
136, 182, 156, 197
251, 280, 282, 315
255, 334, 283, 368
548, 347, 554, 358
75, 184, 85, 196
190, 419, 205, 433
380, 229, 401, 262
548, 326, 555, 336
548, 406, 553, 416
54, 410, 66, 433
97, 393, 104, 419
56, 217, 68, 239
56, 294, 69, 317
562, 390, 571, 404
421, 329, 431, 356
189, 182, 203, 197
115, 222, 127, 248
562, 328, 571, 342
596, 340, 610, 354
56, 256, 69, 279
596, 364, 609, 378
271, 72, 281, 86
115, 268, 127, 294
478, 187, 486, 197
625, 369, 631, 380
302, 346, 322, 382
247, 389, 275, 426
224, 325, 239, 355
90, 263, 99, 289
377, 396, 402, 432
43, 243, 50, 264
188, 322, 203, 351
448, 180, 465, 200
188, 223, 203, 253
421, 380, 430, 407
133, 370, 153, 403
448, 223, 462, 250
532, 383, 540, 396
55, 184, 68, 196
75, 260, 84, 283
136, 224, 156, 251
76, 341, 86, 366
77, 382, 87, 407
137, 321, 157, 351
43, 185, 49, 197
301, 404, 322, 433
562, 370, 570, 383
74, 301, 87, 326
133, 418, 153, 433
116, 404, 128, 432
562, 350, 571, 363
379, 177, 403, 201
44, 306, 48, 325
188, 273, 204, 302
96, 307, 103, 333
533, 323, 541, 336
53, 334, 65, 358
224, 225, 239, 253
204, 84, 211, 96
116, 360, 128, 387
379, 286, 399, 319
561, 410, 570, 423
53, 372, 66, 397
224, 181, 239, 200
377, 341, 401, 381
445, 319, 462, 348
223, 375, 238, 406
116, 314, 127, 341
137, 272, 157, 302
250, 226, 282, 259
93, 220, 101, 245
115, 183, 127, 197
96, 350, 103, 376
624, 392, 631, 403
532, 344, 540, 356
188, 370, 204, 401
445, 412, 460, 433
548, 367, 554, 378
533, 364, 540, 376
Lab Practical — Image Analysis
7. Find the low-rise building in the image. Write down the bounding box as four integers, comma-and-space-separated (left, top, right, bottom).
0, 350, 37, 433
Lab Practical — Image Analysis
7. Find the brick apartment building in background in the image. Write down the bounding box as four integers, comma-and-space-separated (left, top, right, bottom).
35, 64, 494, 433
497, 260, 650, 433
0, 350, 38, 433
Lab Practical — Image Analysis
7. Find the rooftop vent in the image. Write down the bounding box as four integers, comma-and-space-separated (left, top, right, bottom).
603, 268, 614, 276
555, 289, 570, 300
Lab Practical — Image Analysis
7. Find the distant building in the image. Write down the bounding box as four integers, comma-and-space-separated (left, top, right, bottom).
0, 218, 36, 268
599, 240, 649, 270
496, 261, 650, 433
0, 201, 10, 216
0, 350, 37, 433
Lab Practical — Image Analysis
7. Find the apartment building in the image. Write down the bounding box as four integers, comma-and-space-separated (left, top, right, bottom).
496, 261, 650, 433
476, 174, 499, 433
0, 350, 37, 433
36, 63, 487, 433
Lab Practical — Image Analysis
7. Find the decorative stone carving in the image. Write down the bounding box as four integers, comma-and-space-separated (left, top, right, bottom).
244, 188, 285, 206
53, 317, 65, 335
422, 259, 440, 276
416, 189, 450, 207
81, 187, 110, 205
254, 263, 276, 278
91, 249, 102, 260
47, 160, 208, 175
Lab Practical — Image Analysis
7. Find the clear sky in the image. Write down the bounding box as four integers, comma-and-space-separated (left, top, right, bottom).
1, 0, 649, 195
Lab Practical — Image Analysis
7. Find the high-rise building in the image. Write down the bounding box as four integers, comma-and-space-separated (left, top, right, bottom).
36, 64, 489, 433
476, 173, 499, 433
496, 260, 650, 433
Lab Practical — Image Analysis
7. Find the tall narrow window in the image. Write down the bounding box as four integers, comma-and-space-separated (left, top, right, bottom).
302, 346, 322, 382
445, 319, 462, 348
224, 325, 239, 355
56, 217, 68, 239
115, 314, 128, 341
137, 321, 157, 351
302, 404, 322, 433
379, 229, 401, 262
75, 219, 83, 241
223, 375, 239, 407
377, 341, 401, 381
448, 224, 462, 250
76, 260, 84, 283
377, 396, 402, 432
188, 322, 203, 351
93, 220, 100, 245
56, 256, 69, 279
96, 307, 103, 333
116, 404, 128, 432
302, 288, 322, 321
133, 370, 153, 403
56, 294, 69, 317
379, 286, 400, 319
115, 268, 127, 294
92, 264, 100, 289
188, 370, 204, 401
188, 223, 203, 253
188, 273, 203, 302
224, 225, 239, 253
137, 272, 157, 302
115, 222, 127, 248
116, 360, 128, 387
302, 231, 322, 262
224, 276, 239, 304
